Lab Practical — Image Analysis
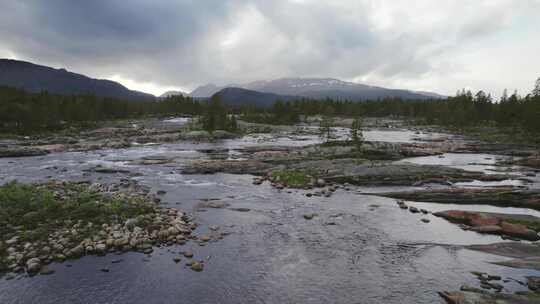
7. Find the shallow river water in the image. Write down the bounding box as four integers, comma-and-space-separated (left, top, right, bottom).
0, 124, 539, 304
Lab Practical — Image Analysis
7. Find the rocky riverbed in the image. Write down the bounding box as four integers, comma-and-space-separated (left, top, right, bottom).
0, 180, 199, 277
1, 117, 539, 304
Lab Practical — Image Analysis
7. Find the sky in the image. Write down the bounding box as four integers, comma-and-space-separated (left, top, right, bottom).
0, 0, 539, 97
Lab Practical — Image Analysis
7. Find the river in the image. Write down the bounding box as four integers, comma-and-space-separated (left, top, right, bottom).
1, 121, 539, 304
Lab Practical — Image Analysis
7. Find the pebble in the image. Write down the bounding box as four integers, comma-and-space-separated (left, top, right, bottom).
421, 218, 430, 223
39, 266, 55, 275
303, 213, 316, 220
190, 262, 204, 272
100, 268, 110, 273
183, 251, 194, 258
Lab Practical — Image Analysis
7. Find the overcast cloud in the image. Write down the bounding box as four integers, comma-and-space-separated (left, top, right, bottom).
1, 0, 539, 96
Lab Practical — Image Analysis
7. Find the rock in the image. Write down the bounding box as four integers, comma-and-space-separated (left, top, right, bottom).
202, 201, 228, 209
95, 244, 107, 255
190, 262, 204, 272
487, 275, 501, 281
167, 227, 180, 236
316, 178, 326, 187
0, 147, 49, 158
527, 276, 540, 291
229, 208, 250, 212
26, 258, 42, 274
100, 268, 110, 273
409, 206, 419, 213
435, 210, 501, 226
500, 221, 540, 241
199, 235, 210, 242
438, 291, 465, 304
460, 284, 486, 293
70, 245, 85, 257
421, 218, 430, 223
183, 251, 194, 258
93, 167, 131, 174
55, 254, 66, 262
124, 218, 139, 229
303, 213, 316, 220
470, 225, 503, 234
173, 257, 182, 263
39, 266, 55, 275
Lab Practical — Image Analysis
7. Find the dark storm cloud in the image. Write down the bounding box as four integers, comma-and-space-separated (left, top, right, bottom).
0, 0, 538, 94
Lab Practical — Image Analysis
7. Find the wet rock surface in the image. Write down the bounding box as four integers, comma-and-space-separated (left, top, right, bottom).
382, 188, 540, 210
434, 210, 540, 240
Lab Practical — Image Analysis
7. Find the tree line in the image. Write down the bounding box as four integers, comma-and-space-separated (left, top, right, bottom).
238, 77, 540, 134
0, 86, 202, 133
1, 77, 539, 135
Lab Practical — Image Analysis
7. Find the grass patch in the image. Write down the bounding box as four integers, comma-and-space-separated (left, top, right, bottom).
271, 170, 313, 188
505, 218, 540, 232
0, 181, 155, 257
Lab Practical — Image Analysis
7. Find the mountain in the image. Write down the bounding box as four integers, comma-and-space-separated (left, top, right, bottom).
413, 90, 447, 99
160, 90, 187, 98
190, 83, 226, 98
0, 59, 155, 101
190, 77, 443, 101
213, 87, 296, 107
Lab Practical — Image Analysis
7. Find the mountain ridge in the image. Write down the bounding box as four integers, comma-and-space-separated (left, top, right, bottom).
0, 59, 155, 101
190, 77, 445, 101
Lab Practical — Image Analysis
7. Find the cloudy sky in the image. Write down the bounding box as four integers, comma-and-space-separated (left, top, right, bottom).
1, 0, 539, 97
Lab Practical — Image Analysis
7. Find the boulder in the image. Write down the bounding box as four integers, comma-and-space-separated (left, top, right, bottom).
470, 225, 503, 234
434, 210, 500, 227
26, 258, 41, 274
500, 221, 540, 241
95, 244, 107, 255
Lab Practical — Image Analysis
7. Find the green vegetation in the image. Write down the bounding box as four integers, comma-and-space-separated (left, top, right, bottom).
350, 117, 364, 150
239, 100, 301, 125
505, 219, 540, 232
0, 86, 202, 134
200, 95, 238, 133
0, 181, 156, 267
271, 170, 312, 188
2, 77, 540, 142
318, 115, 335, 143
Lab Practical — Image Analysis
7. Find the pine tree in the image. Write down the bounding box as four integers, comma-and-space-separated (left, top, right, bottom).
318, 116, 334, 143
533, 77, 540, 97
350, 116, 364, 150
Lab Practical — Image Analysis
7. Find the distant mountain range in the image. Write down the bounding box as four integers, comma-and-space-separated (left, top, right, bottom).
191, 77, 445, 101
0, 59, 155, 101
0, 59, 445, 106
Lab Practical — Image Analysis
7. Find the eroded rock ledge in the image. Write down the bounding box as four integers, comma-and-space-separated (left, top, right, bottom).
381, 188, 540, 210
